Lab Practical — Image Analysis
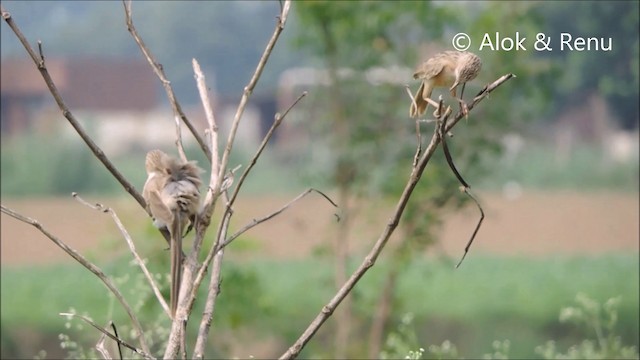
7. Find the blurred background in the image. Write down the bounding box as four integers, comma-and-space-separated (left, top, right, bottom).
1, 1, 638, 359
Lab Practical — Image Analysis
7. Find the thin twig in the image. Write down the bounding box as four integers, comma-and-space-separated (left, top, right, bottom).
192, 57, 222, 255
111, 322, 124, 360
436, 114, 485, 268
446, 73, 516, 133
219, 188, 338, 251
60, 313, 152, 359
122, 0, 211, 162
228, 91, 307, 206
0, 205, 151, 355
72, 193, 171, 317
405, 85, 422, 167
191, 91, 311, 297
210, 0, 292, 213
192, 246, 225, 359
279, 73, 515, 359
0, 6, 146, 210
193, 92, 312, 358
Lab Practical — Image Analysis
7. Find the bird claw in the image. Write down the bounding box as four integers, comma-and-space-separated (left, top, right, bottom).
458, 99, 470, 119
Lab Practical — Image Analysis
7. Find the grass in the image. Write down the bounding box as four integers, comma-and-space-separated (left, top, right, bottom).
2, 253, 638, 359
476, 141, 639, 192
2, 132, 638, 198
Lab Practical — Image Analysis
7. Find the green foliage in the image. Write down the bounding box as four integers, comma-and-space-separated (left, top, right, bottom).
483, 340, 511, 360
380, 313, 424, 359
477, 141, 639, 191
0, 131, 307, 197
1, 255, 638, 358
535, 293, 639, 360
381, 294, 637, 360
539, 1, 640, 129
0, 132, 127, 197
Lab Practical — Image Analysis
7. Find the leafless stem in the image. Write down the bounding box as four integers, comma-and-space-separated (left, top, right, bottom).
192, 247, 224, 359
193, 58, 220, 182
405, 85, 422, 167
72, 193, 171, 317
279, 73, 514, 359
0, 5, 146, 210
219, 188, 338, 251
191, 91, 310, 298
192, 58, 222, 256
162, 4, 292, 358
0, 205, 151, 355
446, 73, 516, 133
192, 89, 312, 360
60, 313, 151, 359
212, 0, 292, 213
229, 91, 307, 207
122, 0, 211, 162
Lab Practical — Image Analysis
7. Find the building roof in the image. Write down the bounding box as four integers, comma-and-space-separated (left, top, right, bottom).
1, 57, 157, 111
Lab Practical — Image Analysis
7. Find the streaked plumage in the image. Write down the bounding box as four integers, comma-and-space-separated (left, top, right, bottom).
410, 51, 482, 118
142, 149, 202, 318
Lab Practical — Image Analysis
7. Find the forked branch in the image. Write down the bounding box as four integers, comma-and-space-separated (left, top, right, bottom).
72, 193, 171, 316
0, 205, 151, 355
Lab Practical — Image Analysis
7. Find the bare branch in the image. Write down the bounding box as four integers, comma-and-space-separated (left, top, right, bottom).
228, 91, 307, 207
0, 205, 151, 355
211, 0, 292, 213
446, 73, 516, 132
435, 115, 486, 268
191, 91, 311, 301
193, 58, 220, 186
122, 0, 211, 162
111, 322, 124, 360
405, 85, 423, 167
72, 193, 171, 317
193, 57, 222, 246
0, 5, 146, 210
219, 188, 338, 251
279, 73, 515, 359
192, 247, 224, 359
60, 313, 152, 359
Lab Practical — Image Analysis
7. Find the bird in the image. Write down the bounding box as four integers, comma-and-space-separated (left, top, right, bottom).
410, 51, 482, 118
142, 149, 203, 318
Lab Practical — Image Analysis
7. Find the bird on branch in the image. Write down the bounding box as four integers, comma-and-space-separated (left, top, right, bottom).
410, 50, 482, 118
142, 149, 202, 318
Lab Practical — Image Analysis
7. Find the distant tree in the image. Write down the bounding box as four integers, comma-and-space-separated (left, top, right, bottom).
292, 1, 547, 357
540, 0, 639, 129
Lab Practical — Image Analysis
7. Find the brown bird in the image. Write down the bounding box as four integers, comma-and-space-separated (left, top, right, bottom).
410, 50, 482, 118
142, 149, 202, 318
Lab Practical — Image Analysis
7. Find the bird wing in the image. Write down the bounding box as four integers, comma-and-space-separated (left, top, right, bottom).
147, 188, 173, 229
413, 56, 446, 81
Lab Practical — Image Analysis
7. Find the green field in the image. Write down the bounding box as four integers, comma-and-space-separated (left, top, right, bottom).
1, 254, 638, 359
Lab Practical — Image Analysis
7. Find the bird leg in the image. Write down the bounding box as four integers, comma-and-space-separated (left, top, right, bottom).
424, 97, 442, 117
451, 83, 470, 119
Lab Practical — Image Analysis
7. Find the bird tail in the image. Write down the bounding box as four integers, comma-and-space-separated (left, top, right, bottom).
170, 211, 183, 318
410, 81, 433, 118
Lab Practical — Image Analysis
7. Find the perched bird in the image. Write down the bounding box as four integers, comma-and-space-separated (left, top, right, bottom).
410, 51, 482, 118
142, 149, 202, 318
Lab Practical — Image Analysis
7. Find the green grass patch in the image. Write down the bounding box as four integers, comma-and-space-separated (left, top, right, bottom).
1, 254, 638, 359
